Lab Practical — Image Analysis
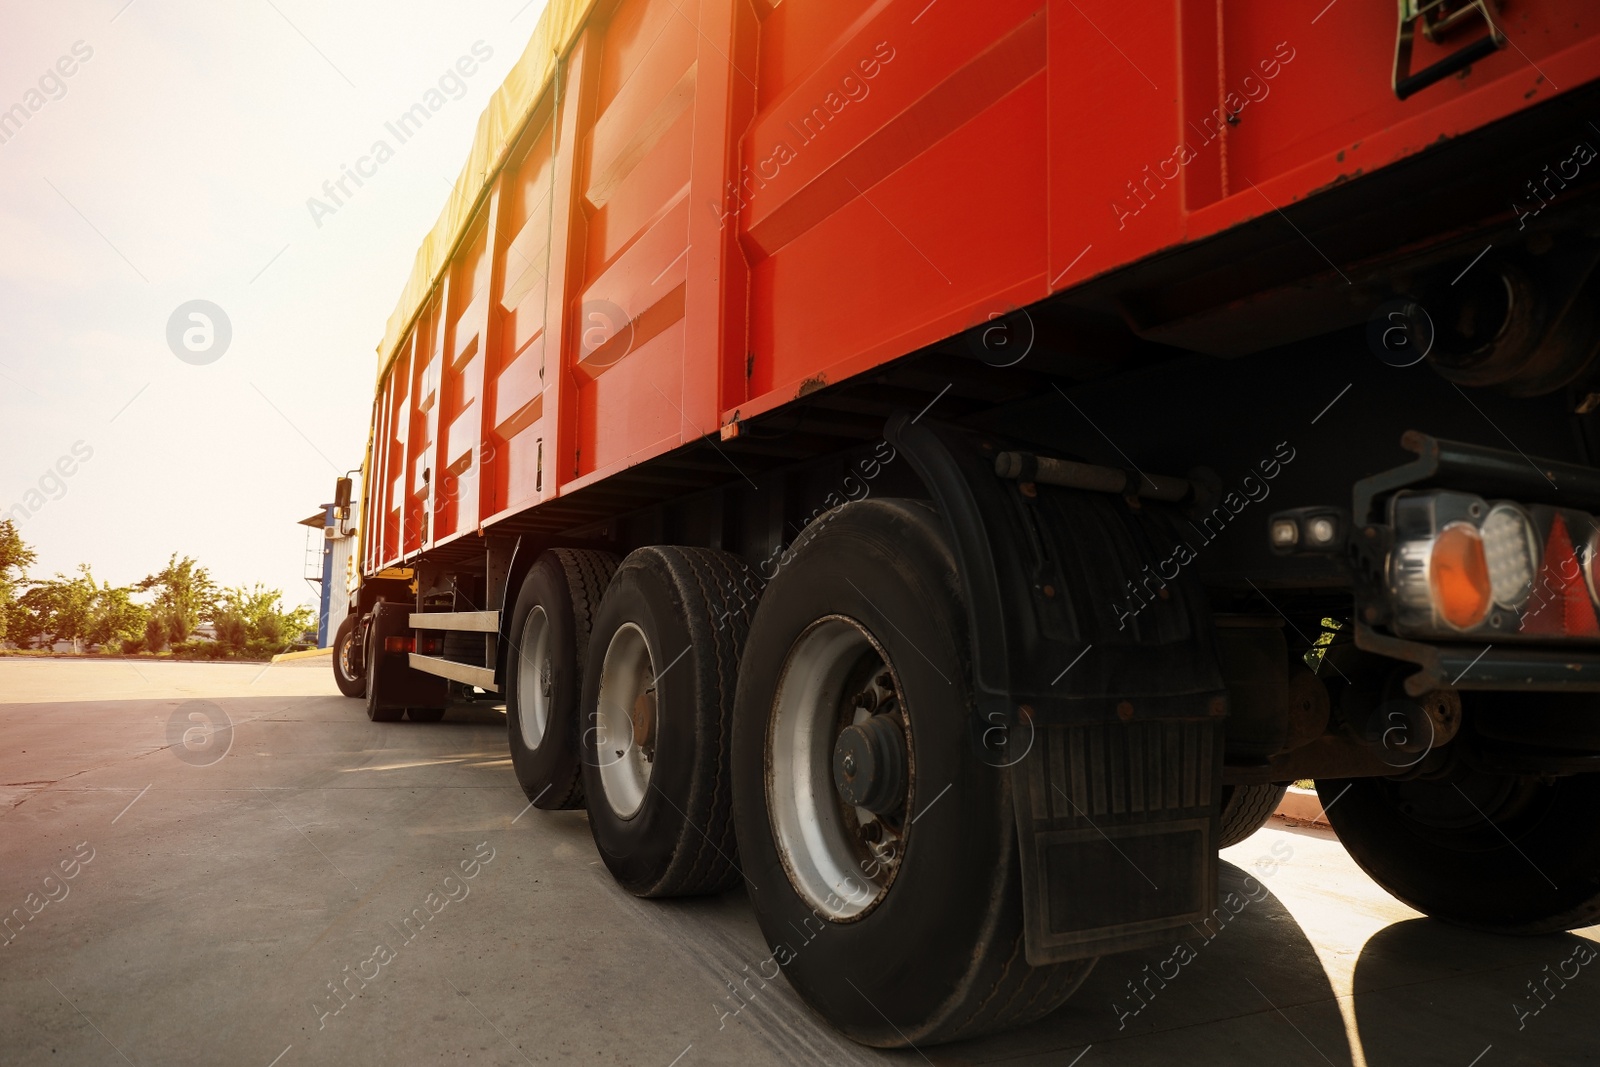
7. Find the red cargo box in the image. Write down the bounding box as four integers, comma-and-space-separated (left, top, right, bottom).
364, 0, 1600, 571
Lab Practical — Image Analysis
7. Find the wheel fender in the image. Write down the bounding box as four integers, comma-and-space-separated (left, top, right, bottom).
885, 414, 1227, 727
886, 413, 1227, 964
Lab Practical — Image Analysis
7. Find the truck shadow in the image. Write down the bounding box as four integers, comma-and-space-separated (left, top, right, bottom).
436, 699, 508, 726
557, 838, 1359, 1065
1347, 918, 1598, 1067
949, 857, 1358, 1064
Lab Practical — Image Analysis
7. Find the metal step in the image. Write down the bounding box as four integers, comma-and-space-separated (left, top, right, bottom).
409, 611, 500, 632
408, 654, 498, 692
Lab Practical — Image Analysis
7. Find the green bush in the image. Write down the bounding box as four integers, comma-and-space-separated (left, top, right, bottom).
213, 585, 314, 658
137, 556, 217, 645
214, 611, 249, 652
244, 637, 282, 660
144, 615, 168, 653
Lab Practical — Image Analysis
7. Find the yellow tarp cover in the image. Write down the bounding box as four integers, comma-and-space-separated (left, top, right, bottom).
376, 0, 598, 379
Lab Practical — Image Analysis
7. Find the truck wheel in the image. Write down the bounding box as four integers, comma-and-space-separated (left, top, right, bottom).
364, 622, 404, 723
1218, 784, 1289, 849
580, 546, 756, 897
507, 549, 619, 810
1320, 765, 1600, 933
333, 614, 365, 698
731, 499, 1094, 1048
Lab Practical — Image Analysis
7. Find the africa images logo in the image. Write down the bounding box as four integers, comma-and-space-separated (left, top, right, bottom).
306, 42, 494, 229
166, 700, 233, 767
166, 300, 232, 365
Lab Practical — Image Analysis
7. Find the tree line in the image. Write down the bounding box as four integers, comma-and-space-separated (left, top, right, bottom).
0, 520, 315, 659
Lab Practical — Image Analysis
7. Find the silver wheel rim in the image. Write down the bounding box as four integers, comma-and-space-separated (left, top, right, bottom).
338, 630, 358, 681
516, 606, 553, 750
594, 622, 656, 819
768, 616, 913, 921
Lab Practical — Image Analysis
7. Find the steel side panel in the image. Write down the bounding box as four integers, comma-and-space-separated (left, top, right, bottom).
492, 110, 557, 521
571, 0, 697, 479
362, 0, 1600, 567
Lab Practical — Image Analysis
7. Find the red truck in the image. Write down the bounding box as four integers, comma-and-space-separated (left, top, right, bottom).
330, 0, 1600, 1046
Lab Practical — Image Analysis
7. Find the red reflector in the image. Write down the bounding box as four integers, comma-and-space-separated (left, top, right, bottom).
384, 636, 415, 654
1520, 514, 1600, 637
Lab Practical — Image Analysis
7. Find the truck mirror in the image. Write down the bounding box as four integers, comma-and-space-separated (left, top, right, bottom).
334, 477, 353, 518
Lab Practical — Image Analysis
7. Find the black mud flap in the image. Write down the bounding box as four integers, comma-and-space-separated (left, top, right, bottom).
888, 415, 1225, 964
1011, 721, 1220, 962
369, 602, 449, 711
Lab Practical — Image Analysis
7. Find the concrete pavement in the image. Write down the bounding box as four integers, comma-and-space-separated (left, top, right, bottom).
0, 658, 1594, 1066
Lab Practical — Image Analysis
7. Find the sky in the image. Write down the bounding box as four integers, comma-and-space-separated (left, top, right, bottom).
0, 0, 549, 612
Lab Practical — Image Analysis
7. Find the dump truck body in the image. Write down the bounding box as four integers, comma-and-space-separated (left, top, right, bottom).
363, 0, 1600, 567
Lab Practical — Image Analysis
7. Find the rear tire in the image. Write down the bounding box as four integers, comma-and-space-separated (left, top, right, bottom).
1218, 783, 1289, 849
507, 549, 619, 810
731, 499, 1093, 1048
580, 546, 756, 897
333, 614, 365, 698
1321, 764, 1600, 933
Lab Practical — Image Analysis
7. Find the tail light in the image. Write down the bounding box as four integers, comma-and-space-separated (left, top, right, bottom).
1521, 513, 1600, 638
1387, 490, 1600, 641
1428, 522, 1491, 629
384, 636, 415, 654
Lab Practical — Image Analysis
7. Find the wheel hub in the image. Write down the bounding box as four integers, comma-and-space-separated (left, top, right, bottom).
833, 714, 906, 814
338, 632, 357, 679
516, 606, 553, 750
595, 622, 657, 818
768, 618, 914, 921
633, 688, 657, 761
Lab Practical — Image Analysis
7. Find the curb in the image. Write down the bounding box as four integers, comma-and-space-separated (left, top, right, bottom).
1274, 786, 1331, 828
270, 646, 332, 664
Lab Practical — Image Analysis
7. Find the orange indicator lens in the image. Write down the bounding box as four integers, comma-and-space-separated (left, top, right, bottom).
1429, 522, 1492, 630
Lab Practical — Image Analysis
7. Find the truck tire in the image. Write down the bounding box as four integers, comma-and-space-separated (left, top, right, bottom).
406, 707, 447, 722
1218, 783, 1289, 849
580, 546, 756, 897
1319, 765, 1600, 933
731, 499, 1094, 1048
333, 614, 365, 698
507, 549, 619, 810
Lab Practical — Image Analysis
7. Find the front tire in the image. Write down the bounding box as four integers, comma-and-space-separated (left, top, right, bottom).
1321, 763, 1600, 933
732, 499, 1093, 1048
333, 614, 365, 698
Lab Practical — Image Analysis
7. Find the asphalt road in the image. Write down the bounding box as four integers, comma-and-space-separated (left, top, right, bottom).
1, 658, 1595, 1066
